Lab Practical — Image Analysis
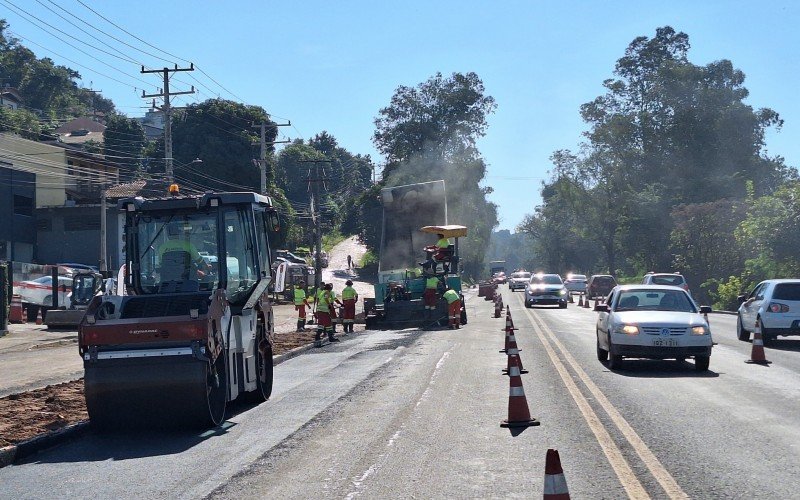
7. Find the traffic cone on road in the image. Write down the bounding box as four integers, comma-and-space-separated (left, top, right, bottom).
577, 294, 584, 307
500, 354, 539, 428
746, 318, 772, 365
583, 294, 590, 309
501, 324, 520, 353
35, 307, 43, 325
543, 449, 570, 499
568, 293, 573, 304
502, 334, 528, 374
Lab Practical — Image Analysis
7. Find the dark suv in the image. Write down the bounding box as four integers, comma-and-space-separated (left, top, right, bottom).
587, 275, 617, 299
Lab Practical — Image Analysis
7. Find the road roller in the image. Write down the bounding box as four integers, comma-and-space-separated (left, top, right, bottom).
78, 191, 280, 428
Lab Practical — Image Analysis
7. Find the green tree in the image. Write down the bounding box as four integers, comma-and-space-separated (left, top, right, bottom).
170, 99, 274, 190
104, 114, 145, 174
372, 72, 498, 278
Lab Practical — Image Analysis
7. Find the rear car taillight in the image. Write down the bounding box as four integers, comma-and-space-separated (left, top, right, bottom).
768, 302, 790, 313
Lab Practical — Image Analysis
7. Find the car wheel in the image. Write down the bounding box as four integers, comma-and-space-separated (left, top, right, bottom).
608, 353, 623, 370
524, 300, 531, 308
596, 337, 608, 361
736, 315, 751, 342
43, 295, 52, 307
559, 302, 567, 309
695, 356, 710, 372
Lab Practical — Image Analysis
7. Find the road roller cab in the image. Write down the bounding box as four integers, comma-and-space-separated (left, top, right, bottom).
79, 191, 280, 428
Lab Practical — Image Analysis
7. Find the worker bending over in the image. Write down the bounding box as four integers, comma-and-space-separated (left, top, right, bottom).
341, 280, 358, 333
314, 285, 340, 346
443, 288, 461, 329
294, 280, 309, 332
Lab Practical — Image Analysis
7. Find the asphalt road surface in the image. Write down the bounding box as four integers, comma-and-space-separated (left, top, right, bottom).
2, 288, 799, 498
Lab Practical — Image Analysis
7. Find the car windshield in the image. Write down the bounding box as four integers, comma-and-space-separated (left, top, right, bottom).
650, 275, 685, 286
773, 283, 800, 301
615, 289, 696, 312
567, 275, 587, 281
512, 272, 531, 279
531, 275, 562, 285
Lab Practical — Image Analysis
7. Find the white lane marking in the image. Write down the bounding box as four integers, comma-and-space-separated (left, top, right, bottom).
519, 305, 650, 499
526, 304, 689, 499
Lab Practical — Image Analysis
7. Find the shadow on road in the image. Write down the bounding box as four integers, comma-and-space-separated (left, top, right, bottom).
20, 399, 263, 465
763, 339, 800, 352
603, 359, 721, 378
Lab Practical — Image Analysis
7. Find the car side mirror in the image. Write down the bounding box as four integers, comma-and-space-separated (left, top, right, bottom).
737, 295, 747, 304
594, 303, 609, 313
699, 305, 712, 314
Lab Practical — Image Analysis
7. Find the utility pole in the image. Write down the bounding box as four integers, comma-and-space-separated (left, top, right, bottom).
251, 120, 291, 194
298, 159, 332, 288
141, 64, 195, 183
99, 186, 107, 276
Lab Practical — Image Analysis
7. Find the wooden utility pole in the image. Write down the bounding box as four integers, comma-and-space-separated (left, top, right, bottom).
141, 64, 195, 183
298, 159, 332, 288
251, 121, 291, 194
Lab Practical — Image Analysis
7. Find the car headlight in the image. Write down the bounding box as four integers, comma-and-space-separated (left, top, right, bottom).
559, 288, 567, 295
691, 325, 709, 335
615, 324, 640, 335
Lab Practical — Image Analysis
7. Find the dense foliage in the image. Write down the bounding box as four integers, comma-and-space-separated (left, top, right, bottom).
371, 72, 499, 278
518, 27, 797, 306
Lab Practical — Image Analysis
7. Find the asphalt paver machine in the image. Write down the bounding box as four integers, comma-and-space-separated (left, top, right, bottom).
79, 191, 280, 427
365, 180, 467, 329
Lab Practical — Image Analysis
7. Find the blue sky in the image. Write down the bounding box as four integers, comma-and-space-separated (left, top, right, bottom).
3, 1, 799, 230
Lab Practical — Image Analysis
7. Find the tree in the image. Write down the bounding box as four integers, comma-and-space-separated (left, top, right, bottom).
170, 99, 274, 191
372, 72, 499, 277
104, 114, 145, 174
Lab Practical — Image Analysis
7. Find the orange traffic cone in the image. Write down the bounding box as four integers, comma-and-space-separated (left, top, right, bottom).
543, 449, 570, 499
577, 294, 584, 307
500, 354, 539, 428
494, 299, 502, 318
502, 334, 528, 374
500, 324, 520, 353
746, 318, 772, 365
35, 307, 43, 325
568, 293, 573, 304
582, 294, 590, 309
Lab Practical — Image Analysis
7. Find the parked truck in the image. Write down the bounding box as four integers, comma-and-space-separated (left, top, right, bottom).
79, 191, 280, 428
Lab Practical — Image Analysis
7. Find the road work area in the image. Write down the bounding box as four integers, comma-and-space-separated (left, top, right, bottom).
3, 288, 800, 498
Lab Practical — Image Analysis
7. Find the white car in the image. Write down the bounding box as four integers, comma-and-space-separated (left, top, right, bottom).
16, 275, 73, 307
595, 285, 713, 371
642, 272, 691, 295
508, 271, 531, 291
737, 279, 800, 343
564, 274, 588, 294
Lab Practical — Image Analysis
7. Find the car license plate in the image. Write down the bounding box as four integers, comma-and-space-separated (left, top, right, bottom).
652, 338, 678, 347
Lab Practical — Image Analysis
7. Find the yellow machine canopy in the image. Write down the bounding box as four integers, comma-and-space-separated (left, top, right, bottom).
420, 225, 468, 238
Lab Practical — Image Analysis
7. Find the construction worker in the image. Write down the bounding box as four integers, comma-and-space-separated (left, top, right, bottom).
424, 272, 440, 316
314, 285, 339, 345
341, 280, 358, 333
294, 280, 309, 332
442, 287, 461, 329
157, 221, 210, 278
433, 233, 452, 261
326, 283, 344, 333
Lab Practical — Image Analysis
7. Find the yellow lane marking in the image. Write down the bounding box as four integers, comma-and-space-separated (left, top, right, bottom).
516, 303, 650, 499
523, 303, 689, 500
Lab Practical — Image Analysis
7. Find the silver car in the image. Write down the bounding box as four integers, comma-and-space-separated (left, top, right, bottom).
508, 271, 532, 291
564, 274, 588, 294
524, 274, 568, 308
737, 279, 800, 343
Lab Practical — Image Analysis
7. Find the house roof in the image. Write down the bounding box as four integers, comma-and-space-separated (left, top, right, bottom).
104, 179, 182, 200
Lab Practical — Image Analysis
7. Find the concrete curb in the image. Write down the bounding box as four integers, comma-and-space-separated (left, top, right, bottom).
0, 338, 330, 469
